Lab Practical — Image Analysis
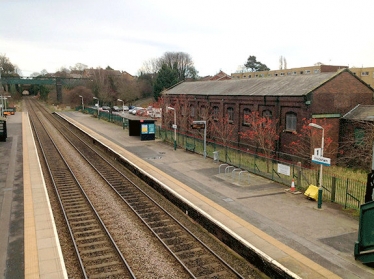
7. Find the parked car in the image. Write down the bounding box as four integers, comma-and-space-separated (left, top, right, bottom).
100, 106, 111, 112
136, 108, 147, 116
112, 106, 120, 111
131, 107, 144, 115
123, 106, 129, 111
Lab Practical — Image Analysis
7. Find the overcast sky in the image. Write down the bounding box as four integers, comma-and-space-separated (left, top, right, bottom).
2, 0, 374, 77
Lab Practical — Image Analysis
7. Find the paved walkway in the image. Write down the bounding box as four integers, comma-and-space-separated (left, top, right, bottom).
61, 110, 374, 279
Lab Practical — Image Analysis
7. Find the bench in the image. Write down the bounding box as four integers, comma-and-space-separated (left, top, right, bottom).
185, 142, 195, 152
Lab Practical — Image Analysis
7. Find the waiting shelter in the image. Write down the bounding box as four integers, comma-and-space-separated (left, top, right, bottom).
126, 114, 156, 141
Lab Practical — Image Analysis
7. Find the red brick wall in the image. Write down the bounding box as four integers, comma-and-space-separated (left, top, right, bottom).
163, 72, 374, 163
311, 72, 374, 114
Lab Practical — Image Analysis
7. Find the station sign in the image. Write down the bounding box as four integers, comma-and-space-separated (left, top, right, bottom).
191, 121, 206, 129
312, 155, 331, 166
191, 123, 205, 129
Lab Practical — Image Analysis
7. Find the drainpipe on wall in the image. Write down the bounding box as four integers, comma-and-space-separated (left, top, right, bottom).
275, 96, 281, 154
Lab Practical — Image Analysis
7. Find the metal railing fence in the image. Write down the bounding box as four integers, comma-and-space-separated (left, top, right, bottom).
156, 126, 366, 211
74, 108, 365, 211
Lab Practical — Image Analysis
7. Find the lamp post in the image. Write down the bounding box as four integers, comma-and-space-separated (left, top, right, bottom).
79, 95, 84, 110
167, 106, 177, 150
309, 123, 324, 209
93, 97, 99, 117
117, 99, 124, 115
0, 67, 3, 117
4, 95, 11, 111
117, 98, 125, 127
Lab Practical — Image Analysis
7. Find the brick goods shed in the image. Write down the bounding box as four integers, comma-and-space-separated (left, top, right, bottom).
163, 69, 374, 162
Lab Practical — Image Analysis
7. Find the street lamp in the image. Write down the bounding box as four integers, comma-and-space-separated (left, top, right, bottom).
167, 106, 177, 150
117, 98, 125, 127
117, 99, 124, 115
4, 95, 11, 111
79, 95, 84, 110
93, 97, 99, 117
309, 122, 324, 209
0, 67, 3, 117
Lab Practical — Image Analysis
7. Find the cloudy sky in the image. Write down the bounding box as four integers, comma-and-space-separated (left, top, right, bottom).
2, 0, 373, 77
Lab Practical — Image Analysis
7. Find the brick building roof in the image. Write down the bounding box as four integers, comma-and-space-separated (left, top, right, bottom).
342, 104, 374, 121
165, 70, 347, 97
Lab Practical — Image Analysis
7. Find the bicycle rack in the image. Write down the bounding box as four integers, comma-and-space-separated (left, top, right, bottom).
239, 170, 250, 184
232, 168, 242, 179
219, 164, 228, 174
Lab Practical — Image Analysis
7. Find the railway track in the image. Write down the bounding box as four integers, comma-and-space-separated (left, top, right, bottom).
27, 98, 246, 278
27, 99, 135, 279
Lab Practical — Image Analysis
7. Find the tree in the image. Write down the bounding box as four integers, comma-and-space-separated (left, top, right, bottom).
160, 52, 198, 80
69, 63, 88, 72
286, 118, 333, 163
138, 58, 160, 75
137, 73, 154, 98
208, 110, 237, 161
244, 55, 270, 72
153, 64, 179, 101
338, 120, 374, 171
239, 111, 279, 172
0, 54, 19, 76
65, 86, 93, 108
139, 52, 198, 81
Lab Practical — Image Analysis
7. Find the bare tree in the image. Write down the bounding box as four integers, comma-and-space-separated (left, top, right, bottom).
0, 54, 17, 75
286, 118, 334, 163
70, 63, 88, 72
138, 58, 160, 75
279, 56, 283, 70
240, 111, 279, 172
140, 51, 198, 81
339, 120, 374, 171
161, 52, 197, 80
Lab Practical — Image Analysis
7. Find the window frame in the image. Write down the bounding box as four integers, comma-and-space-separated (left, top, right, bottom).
227, 107, 234, 123
285, 112, 297, 131
212, 106, 219, 120
242, 108, 251, 126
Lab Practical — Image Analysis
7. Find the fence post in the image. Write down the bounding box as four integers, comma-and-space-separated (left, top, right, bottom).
297, 162, 302, 189
331, 177, 336, 202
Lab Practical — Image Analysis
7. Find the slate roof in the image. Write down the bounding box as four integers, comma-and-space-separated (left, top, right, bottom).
165, 70, 344, 97
342, 104, 374, 121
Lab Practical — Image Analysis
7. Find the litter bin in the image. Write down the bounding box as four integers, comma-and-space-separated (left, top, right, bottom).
213, 151, 219, 162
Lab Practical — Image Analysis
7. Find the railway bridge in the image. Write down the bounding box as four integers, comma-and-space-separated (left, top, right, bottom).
0, 77, 88, 102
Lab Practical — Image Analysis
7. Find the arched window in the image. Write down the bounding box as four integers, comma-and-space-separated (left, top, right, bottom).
262, 110, 272, 119
199, 106, 206, 120
243, 108, 251, 125
190, 105, 195, 117
213, 106, 219, 120
227, 107, 234, 123
285, 112, 297, 131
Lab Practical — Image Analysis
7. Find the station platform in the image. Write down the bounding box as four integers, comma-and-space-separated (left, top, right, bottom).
0, 112, 67, 279
1, 109, 373, 278
58, 111, 374, 279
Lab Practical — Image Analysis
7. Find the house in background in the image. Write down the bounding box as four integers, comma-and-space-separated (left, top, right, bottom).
232, 64, 374, 89
200, 70, 232, 81
231, 64, 347, 79
350, 67, 374, 88
163, 68, 374, 164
